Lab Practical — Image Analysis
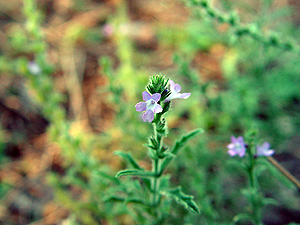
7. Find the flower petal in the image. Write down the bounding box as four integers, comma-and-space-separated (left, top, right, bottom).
142, 91, 152, 101
173, 84, 181, 93
227, 143, 235, 149
152, 93, 161, 102
228, 150, 237, 156
261, 142, 270, 150
263, 149, 275, 156
169, 80, 176, 91
143, 110, 154, 122
239, 150, 246, 157
237, 136, 244, 144
135, 102, 147, 111
153, 104, 162, 113
176, 93, 191, 99
256, 142, 274, 156
231, 135, 237, 143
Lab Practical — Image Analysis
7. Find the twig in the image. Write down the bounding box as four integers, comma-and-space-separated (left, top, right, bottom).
267, 156, 300, 190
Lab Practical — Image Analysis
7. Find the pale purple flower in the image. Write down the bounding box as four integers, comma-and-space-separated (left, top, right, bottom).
135, 91, 163, 122
165, 80, 191, 102
256, 142, 275, 157
28, 61, 41, 75
103, 24, 114, 37
227, 136, 246, 157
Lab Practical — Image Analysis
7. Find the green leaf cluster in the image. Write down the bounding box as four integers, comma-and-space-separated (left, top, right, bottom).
146, 74, 171, 101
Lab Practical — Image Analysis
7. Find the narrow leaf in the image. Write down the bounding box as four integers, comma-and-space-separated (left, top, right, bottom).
161, 128, 204, 172
161, 152, 175, 159
150, 137, 158, 149
147, 148, 156, 159
103, 195, 125, 202
233, 213, 253, 224
254, 164, 268, 180
263, 198, 279, 206
172, 128, 204, 155
125, 198, 149, 206
161, 186, 200, 214
92, 170, 121, 185
115, 151, 141, 170
115, 169, 155, 178
114, 152, 152, 190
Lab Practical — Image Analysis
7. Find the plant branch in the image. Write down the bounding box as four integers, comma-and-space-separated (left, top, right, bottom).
267, 156, 300, 190
191, 0, 300, 54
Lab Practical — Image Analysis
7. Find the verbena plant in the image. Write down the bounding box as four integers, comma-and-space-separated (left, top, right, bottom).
107, 75, 203, 224
226, 130, 300, 225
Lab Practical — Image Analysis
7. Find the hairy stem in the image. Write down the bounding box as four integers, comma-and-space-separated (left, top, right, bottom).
151, 123, 162, 207
247, 144, 262, 225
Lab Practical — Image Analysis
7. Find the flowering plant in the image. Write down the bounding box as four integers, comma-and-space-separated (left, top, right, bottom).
112, 74, 202, 223
227, 131, 277, 224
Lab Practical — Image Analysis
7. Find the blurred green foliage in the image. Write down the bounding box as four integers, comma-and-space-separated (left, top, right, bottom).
0, 0, 300, 224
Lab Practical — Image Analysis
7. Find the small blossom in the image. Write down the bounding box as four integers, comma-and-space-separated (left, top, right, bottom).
28, 61, 41, 75
103, 24, 114, 37
135, 91, 163, 122
256, 142, 275, 157
165, 80, 191, 102
227, 136, 246, 157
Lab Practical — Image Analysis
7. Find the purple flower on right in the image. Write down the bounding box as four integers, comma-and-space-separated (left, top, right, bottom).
227, 136, 246, 157
256, 142, 275, 157
165, 80, 191, 102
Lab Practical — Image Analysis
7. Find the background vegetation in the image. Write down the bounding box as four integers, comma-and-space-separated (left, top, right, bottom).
0, 0, 300, 224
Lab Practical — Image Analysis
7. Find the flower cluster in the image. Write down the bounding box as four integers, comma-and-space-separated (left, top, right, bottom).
227, 136, 246, 157
135, 92, 162, 122
227, 135, 275, 157
135, 78, 190, 123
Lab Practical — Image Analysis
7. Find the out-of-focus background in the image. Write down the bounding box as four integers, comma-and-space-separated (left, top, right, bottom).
1, 0, 300, 224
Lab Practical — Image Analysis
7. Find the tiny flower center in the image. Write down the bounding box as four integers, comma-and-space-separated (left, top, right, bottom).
146, 99, 157, 111
235, 144, 242, 151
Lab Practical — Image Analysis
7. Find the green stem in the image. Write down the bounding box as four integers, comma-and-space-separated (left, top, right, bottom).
151, 158, 161, 205
150, 121, 163, 210
247, 144, 262, 225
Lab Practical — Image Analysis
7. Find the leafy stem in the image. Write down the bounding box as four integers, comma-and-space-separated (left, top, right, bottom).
245, 138, 263, 225
191, 0, 299, 54
150, 117, 164, 208
115, 75, 201, 222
